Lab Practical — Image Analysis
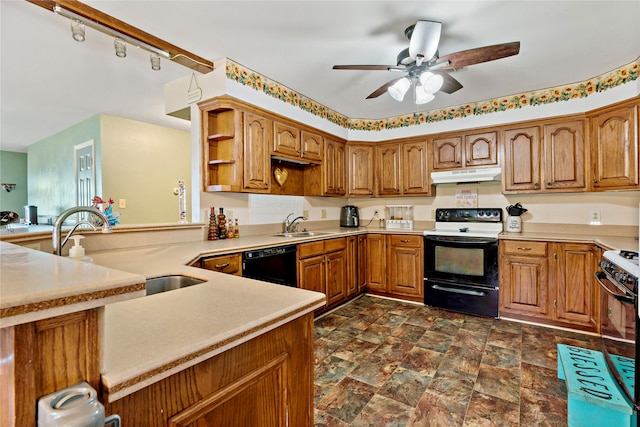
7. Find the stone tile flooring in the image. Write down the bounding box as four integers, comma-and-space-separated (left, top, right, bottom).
313, 295, 601, 426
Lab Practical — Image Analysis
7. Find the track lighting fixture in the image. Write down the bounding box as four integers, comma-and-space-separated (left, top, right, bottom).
114, 38, 127, 58
70, 19, 85, 42
150, 53, 161, 71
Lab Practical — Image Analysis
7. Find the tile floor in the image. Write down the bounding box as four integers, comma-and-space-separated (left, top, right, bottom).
313, 295, 601, 426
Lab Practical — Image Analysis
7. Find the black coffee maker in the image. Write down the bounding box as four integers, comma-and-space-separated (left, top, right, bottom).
340, 205, 359, 227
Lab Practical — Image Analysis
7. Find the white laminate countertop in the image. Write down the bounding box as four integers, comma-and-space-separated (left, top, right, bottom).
0, 241, 146, 328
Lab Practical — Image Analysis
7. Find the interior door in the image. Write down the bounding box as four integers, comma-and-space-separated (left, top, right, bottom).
74, 140, 96, 220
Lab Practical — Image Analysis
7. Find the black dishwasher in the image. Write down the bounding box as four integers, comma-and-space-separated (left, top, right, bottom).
242, 245, 297, 287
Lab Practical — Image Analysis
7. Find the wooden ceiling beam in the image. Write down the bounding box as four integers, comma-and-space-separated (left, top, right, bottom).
26, 0, 214, 74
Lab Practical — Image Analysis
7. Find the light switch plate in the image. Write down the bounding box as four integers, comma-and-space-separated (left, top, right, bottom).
321, 209, 327, 219
119, 199, 126, 209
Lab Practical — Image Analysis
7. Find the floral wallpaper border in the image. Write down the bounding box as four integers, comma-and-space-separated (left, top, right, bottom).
226, 57, 639, 132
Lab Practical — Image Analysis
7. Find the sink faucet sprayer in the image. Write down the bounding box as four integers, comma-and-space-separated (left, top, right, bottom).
284, 213, 307, 233
52, 206, 113, 255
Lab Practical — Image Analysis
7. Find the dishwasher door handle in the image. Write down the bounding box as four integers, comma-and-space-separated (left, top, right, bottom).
431, 284, 487, 297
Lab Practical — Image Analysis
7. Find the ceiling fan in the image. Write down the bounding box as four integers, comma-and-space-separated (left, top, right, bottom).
333, 20, 520, 104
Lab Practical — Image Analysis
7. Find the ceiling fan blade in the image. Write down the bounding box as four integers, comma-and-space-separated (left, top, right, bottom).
435, 41, 520, 69
432, 71, 463, 94
333, 65, 405, 71
366, 77, 404, 99
408, 20, 441, 63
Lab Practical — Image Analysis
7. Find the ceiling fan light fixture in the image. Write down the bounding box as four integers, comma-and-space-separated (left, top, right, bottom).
419, 71, 444, 94
70, 19, 85, 42
415, 86, 435, 104
388, 78, 411, 101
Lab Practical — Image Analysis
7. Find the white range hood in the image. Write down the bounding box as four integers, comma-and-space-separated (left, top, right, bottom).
430, 167, 502, 184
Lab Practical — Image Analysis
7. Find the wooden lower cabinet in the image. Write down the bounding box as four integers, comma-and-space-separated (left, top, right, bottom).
2, 310, 100, 426
104, 313, 315, 426
499, 239, 600, 332
298, 238, 348, 311
365, 234, 424, 302
196, 253, 242, 276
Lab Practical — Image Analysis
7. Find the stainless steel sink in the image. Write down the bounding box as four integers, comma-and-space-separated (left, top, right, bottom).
272, 231, 334, 238
146, 275, 205, 296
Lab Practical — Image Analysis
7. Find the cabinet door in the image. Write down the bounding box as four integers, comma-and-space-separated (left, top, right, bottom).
500, 241, 549, 318
326, 250, 347, 306
503, 126, 541, 192
465, 131, 498, 167
348, 144, 375, 196
346, 236, 359, 296
387, 237, 423, 298
402, 140, 431, 195
376, 143, 402, 196
243, 112, 271, 191
301, 130, 323, 162
554, 242, 598, 329
200, 253, 242, 276
432, 136, 463, 170
324, 138, 346, 195
298, 255, 326, 306
357, 235, 368, 292
366, 234, 386, 291
273, 121, 300, 157
590, 104, 639, 190
543, 120, 586, 191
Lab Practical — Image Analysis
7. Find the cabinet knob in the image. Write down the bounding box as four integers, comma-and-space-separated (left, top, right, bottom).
592, 179, 598, 184
401, 239, 410, 243
546, 182, 552, 186
534, 183, 539, 188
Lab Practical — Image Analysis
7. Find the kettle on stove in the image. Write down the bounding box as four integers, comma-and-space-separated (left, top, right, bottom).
340, 205, 360, 227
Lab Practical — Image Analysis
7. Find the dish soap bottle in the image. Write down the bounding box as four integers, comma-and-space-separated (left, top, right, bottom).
68, 235, 93, 263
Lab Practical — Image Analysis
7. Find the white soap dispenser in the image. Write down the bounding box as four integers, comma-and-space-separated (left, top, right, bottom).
68, 235, 93, 263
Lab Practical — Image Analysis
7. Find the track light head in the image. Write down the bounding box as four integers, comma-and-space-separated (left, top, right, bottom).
150, 53, 161, 71
114, 38, 126, 58
70, 19, 85, 42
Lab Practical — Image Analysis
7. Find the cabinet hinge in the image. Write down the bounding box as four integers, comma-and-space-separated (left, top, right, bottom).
553, 253, 557, 260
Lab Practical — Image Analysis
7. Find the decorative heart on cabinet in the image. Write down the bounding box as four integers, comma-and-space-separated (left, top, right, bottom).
274, 168, 288, 187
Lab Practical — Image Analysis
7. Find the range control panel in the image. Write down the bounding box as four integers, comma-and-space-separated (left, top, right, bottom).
435, 208, 503, 223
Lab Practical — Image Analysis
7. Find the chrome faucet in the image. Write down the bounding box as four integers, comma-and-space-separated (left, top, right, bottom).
284, 213, 307, 233
52, 206, 113, 255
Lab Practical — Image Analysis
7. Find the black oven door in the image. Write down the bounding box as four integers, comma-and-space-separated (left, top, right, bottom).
424, 235, 498, 288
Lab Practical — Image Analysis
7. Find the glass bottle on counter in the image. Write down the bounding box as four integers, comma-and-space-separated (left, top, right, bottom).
208, 207, 218, 240
234, 218, 240, 238
217, 207, 227, 239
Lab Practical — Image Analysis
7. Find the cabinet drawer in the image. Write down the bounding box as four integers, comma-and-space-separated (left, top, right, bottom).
324, 237, 347, 253
389, 234, 422, 247
502, 240, 548, 256
201, 253, 242, 276
298, 241, 325, 259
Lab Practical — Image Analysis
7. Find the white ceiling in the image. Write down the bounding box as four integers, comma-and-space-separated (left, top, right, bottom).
1, 1, 639, 152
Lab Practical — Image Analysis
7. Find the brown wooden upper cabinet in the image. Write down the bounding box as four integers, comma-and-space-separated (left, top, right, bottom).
431, 131, 498, 170
243, 112, 271, 192
348, 143, 375, 196
589, 102, 639, 191
376, 139, 432, 196
272, 121, 322, 164
324, 138, 347, 195
503, 119, 586, 193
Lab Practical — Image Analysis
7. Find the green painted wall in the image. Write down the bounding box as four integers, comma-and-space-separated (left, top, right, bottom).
0, 151, 28, 221
27, 115, 102, 221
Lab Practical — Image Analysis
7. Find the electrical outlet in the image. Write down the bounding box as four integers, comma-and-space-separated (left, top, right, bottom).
431, 210, 436, 219
303, 210, 309, 219
321, 209, 327, 219
118, 199, 126, 209
590, 210, 601, 224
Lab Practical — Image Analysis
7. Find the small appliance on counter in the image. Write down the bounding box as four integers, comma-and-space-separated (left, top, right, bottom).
505, 202, 527, 232
385, 205, 414, 230
340, 205, 360, 227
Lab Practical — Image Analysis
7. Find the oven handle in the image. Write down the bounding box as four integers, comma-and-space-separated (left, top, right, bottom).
431, 284, 487, 297
425, 235, 497, 244
594, 271, 634, 304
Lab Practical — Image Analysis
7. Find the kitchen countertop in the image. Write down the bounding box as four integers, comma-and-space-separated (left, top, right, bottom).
3, 224, 636, 402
